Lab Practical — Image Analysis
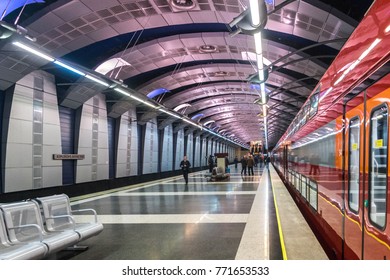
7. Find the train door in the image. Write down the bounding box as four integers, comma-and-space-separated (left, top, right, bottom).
343, 92, 365, 259
343, 70, 390, 259
363, 89, 389, 259
358, 70, 390, 260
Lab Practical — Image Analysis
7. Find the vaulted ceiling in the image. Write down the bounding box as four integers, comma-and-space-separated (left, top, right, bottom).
0, 0, 374, 149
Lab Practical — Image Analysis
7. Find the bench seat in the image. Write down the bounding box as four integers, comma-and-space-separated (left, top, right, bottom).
0, 201, 80, 256
34, 194, 103, 242
0, 210, 47, 260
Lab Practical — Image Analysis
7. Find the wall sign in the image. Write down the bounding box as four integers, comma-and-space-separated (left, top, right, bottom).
53, 154, 85, 160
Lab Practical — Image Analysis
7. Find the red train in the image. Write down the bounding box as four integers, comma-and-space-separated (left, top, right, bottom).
272, 0, 390, 259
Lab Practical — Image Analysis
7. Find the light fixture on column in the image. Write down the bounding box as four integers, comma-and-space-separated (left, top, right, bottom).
228, 1, 267, 36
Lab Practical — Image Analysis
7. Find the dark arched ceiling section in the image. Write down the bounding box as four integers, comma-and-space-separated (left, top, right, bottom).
0, 0, 374, 148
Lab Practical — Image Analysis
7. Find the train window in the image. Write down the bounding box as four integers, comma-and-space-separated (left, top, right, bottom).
348, 117, 360, 213
308, 179, 318, 210
369, 105, 388, 229
304, 104, 310, 123
309, 85, 320, 119
301, 175, 307, 200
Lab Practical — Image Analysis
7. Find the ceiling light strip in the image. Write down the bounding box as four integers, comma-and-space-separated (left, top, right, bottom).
13, 41, 54, 62
53, 60, 85, 76
85, 74, 110, 87
249, 0, 260, 26
158, 108, 180, 119
12, 42, 247, 147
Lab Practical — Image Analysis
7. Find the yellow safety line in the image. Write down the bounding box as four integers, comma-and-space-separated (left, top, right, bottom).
270, 171, 288, 260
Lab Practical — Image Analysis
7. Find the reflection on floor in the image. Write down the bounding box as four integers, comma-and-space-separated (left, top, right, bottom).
53, 165, 279, 260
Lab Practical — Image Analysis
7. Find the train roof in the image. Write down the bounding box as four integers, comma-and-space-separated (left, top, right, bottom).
275, 0, 390, 150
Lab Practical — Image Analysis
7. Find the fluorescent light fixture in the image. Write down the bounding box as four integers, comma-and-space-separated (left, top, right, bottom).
114, 87, 130, 97
13, 41, 54, 62
129, 94, 157, 108
158, 108, 180, 118
249, 0, 260, 26
254, 32, 263, 54
114, 88, 158, 108
85, 74, 110, 87
54, 60, 85, 76
182, 118, 202, 130
386, 24, 390, 33
183, 118, 194, 125
241, 51, 272, 66
195, 124, 203, 130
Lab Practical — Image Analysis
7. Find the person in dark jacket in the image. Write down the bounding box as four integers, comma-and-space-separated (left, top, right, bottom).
234, 156, 239, 169
241, 155, 247, 175
247, 155, 254, 175
180, 155, 191, 184
208, 155, 214, 173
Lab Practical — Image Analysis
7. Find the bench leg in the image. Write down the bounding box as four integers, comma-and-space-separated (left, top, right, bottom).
65, 245, 89, 251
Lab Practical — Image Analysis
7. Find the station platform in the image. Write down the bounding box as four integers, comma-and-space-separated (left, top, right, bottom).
55, 164, 328, 260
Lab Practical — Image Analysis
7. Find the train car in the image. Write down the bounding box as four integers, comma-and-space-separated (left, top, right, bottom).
272, 0, 390, 260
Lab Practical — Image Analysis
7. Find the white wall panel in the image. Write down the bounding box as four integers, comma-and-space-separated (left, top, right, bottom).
76, 94, 109, 183
116, 108, 138, 177
143, 119, 158, 174
3, 70, 62, 193
201, 137, 207, 166
175, 129, 184, 170
161, 124, 173, 172
194, 136, 200, 167
186, 133, 193, 165
207, 138, 212, 158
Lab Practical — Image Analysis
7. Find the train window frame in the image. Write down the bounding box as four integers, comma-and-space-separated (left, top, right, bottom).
348, 116, 360, 214
301, 174, 308, 200
308, 178, 318, 211
368, 104, 388, 230
298, 173, 303, 194
309, 84, 320, 119
294, 172, 299, 191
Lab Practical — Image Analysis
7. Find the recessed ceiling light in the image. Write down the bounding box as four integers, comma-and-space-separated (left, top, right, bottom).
199, 45, 218, 53
168, 0, 200, 12
215, 71, 228, 77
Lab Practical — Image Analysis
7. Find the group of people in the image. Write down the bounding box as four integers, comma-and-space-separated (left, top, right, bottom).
240, 153, 270, 176
240, 154, 254, 176
180, 153, 271, 183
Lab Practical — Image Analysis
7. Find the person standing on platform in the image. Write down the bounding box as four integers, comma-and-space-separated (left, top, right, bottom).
208, 155, 214, 173
241, 155, 247, 175
180, 155, 191, 184
247, 154, 254, 175
234, 156, 239, 169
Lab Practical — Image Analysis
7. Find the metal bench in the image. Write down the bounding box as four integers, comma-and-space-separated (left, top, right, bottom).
34, 194, 103, 243
0, 209, 47, 260
0, 200, 80, 257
